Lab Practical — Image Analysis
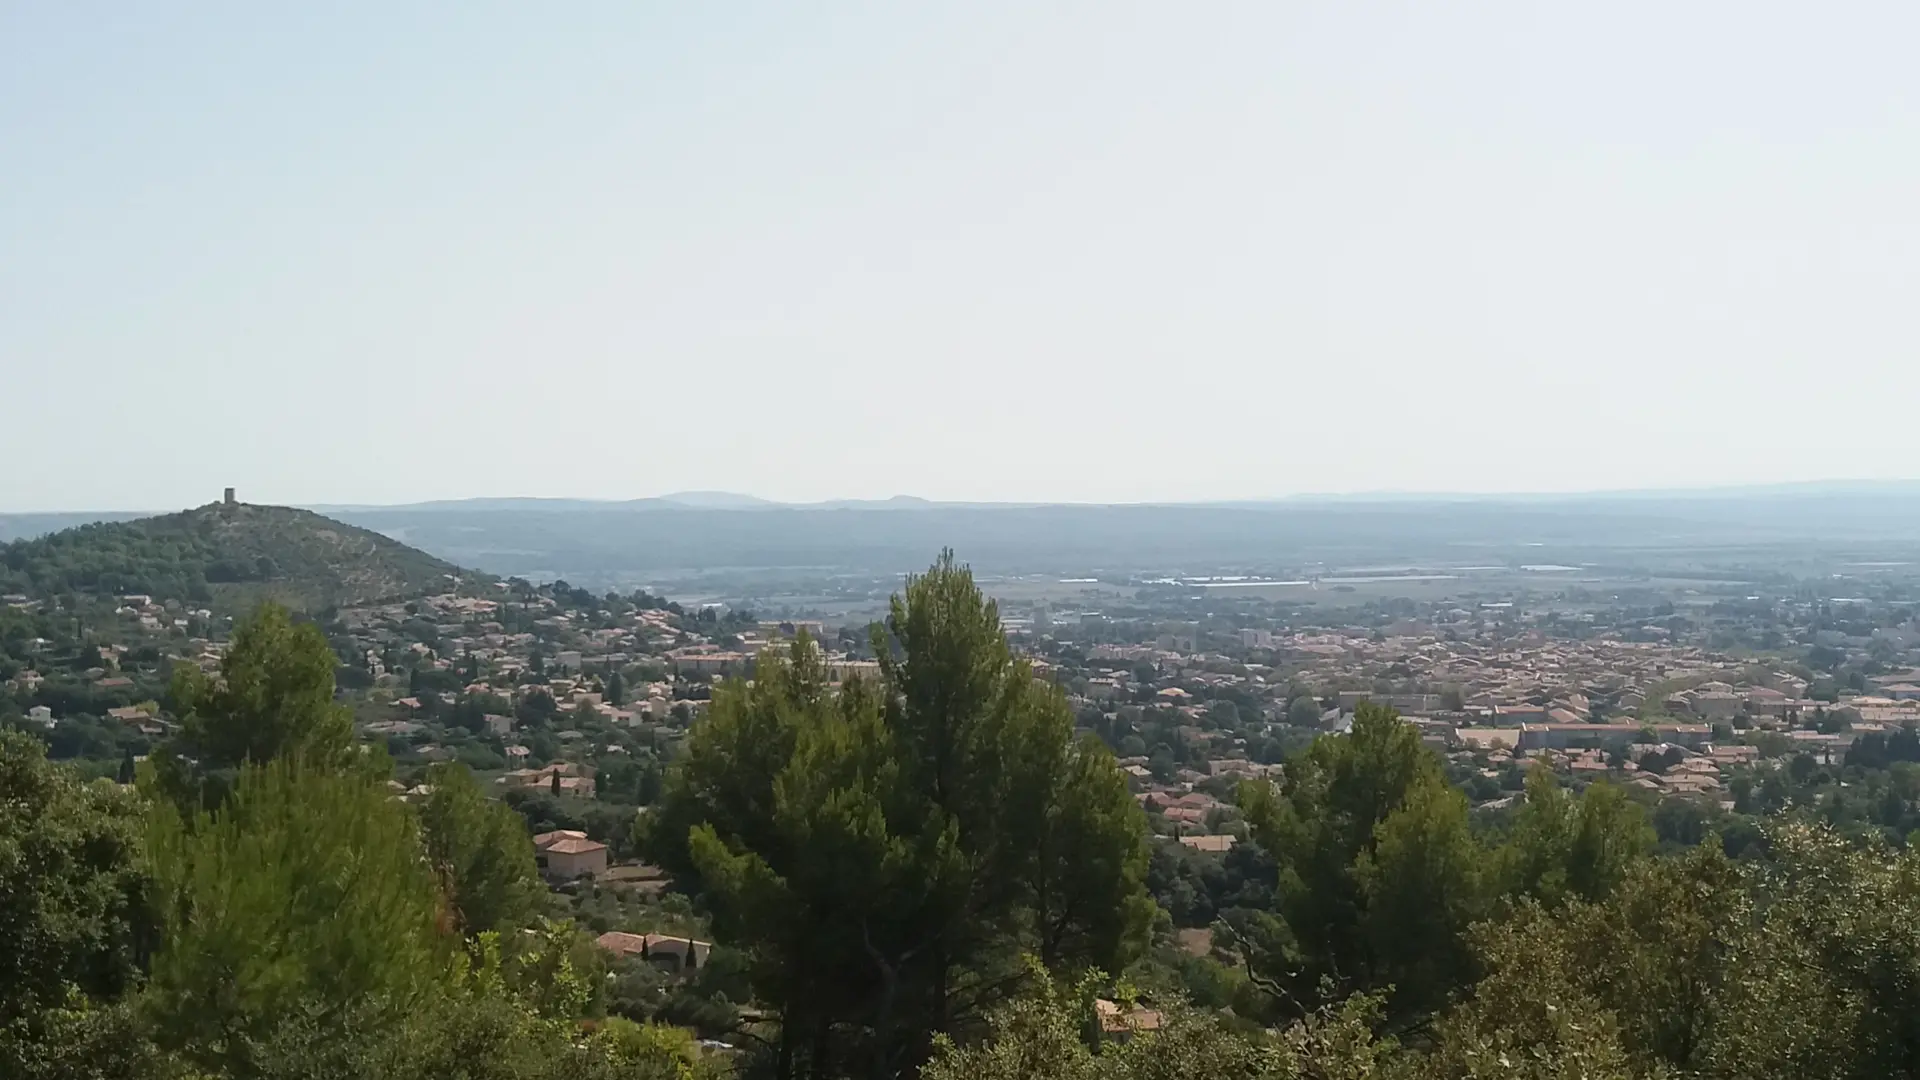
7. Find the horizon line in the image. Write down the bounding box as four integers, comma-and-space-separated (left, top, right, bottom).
7, 476, 1920, 517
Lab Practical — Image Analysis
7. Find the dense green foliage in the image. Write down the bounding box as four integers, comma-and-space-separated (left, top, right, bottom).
0, 601, 720, 1079
179, 602, 356, 766
150, 601, 357, 812
0, 732, 156, 1028
1235, 703, 1656, 1029
143, 759, 455, 1067
1498, 764, 1653, 907
419, 761, 544, 936
921, 966, 1394, 1080
644, 553, 1152, 1077
0, 502, 458, 608
934, 819, 1920, 1080
22, 548, 1920, 1080
1238, 702, 1486, 1024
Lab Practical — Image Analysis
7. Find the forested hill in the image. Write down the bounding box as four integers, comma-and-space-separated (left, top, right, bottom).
0, 501, 463, 610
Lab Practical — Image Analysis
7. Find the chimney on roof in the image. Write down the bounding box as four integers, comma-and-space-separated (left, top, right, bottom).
223, 487, 236, 506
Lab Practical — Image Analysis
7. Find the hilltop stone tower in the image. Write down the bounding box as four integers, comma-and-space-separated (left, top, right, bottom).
223, 487, 236, 506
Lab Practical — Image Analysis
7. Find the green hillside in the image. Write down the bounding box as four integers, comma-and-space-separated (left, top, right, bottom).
0, 501, 464, 610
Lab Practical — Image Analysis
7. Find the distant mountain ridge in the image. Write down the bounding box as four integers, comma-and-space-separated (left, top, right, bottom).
0, 502, 465, 611
320, 486, 1920, 583
308, 479, 1920, 515
312, 492, 999, 514
10, 481, 1920, 587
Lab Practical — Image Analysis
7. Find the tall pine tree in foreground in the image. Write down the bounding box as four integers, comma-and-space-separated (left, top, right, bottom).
417, 761, 543, 937
151, 601, 356, 812
143, 758, 454, 1066
645, 551, 1152, 1079
1238, 701, 1486, 1025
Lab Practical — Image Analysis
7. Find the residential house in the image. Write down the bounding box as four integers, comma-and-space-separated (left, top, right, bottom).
596, 931, 712, 974
1764, 672, 1811, 697
1664, 772, 1723, 795
1519, 721, 1709, 751
595, 931, 649, 959
1689, 692, 1742, 722
505, 766, 597, 796
1495, 704, 1550, 726
825, 658, 880, 684
1517, 723, 1637, 751
667, 649, 748, 676
1709, 745, 1760, 767
1745, 686, 1790, 719
640, 934, 710, 976
534, 830, 608, 879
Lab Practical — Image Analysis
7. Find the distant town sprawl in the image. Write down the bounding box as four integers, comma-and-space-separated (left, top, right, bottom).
12, 552, 1920, 859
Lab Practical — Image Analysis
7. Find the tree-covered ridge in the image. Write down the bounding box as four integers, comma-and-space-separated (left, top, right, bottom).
0, 501, 462, 609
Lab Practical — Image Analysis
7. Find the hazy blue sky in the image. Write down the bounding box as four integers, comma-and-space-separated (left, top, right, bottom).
6, 3, 1919, 511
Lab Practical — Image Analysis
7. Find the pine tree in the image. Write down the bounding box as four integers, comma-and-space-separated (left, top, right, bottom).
644, 552, 1152, 1077
1240, 701, 1489, 1023
155, 602, 356, 811
1499, 765, 1651, 908
144, 759, 453, 1070
417, 763, 542, 936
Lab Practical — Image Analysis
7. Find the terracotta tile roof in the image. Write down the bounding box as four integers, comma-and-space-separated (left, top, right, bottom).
532, 829, 589, 849
597, 931, 648, 956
